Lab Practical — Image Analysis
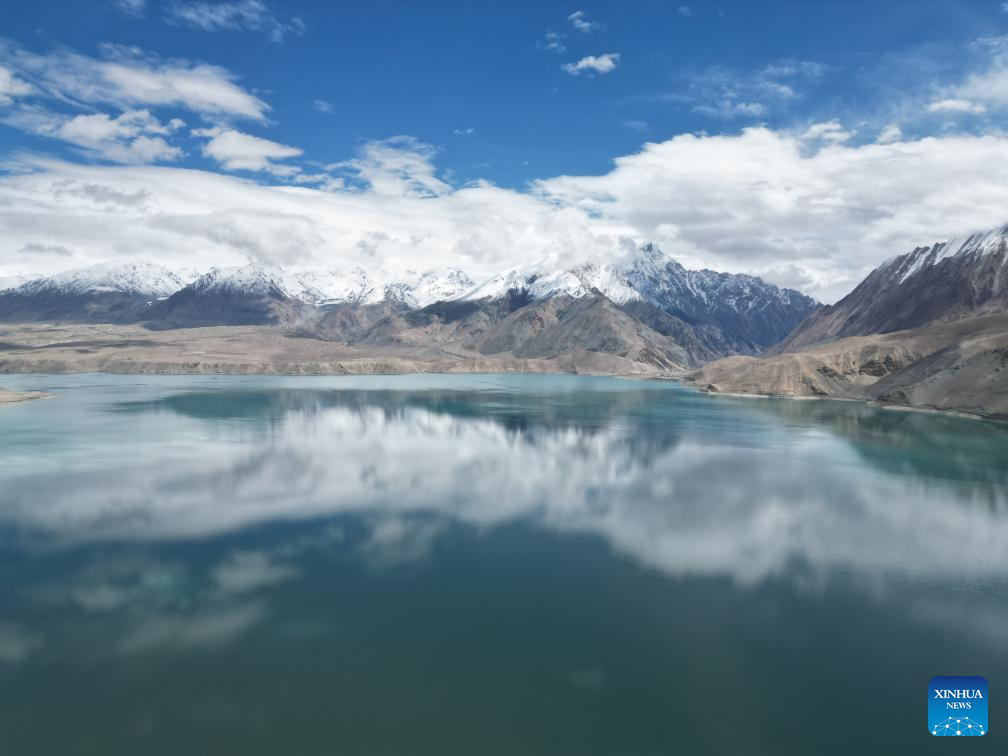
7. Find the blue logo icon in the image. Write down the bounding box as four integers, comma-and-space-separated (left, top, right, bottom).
929, 676, 987, 736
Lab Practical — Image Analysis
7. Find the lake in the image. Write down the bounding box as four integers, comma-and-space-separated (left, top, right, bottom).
0, 373, 1005, 754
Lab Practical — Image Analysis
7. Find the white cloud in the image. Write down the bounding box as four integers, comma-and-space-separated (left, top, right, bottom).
568, 11, 603, 33
328, 136, 451, 197
802, 119, 855, 143
212, 551, 299, 594
677, 5, 695, 18
166, 0, 305, 42
113, 0, 146, 18
926, 98, 986, 114
0, 43, 268, 121
933, 36, 1008, 113
313, 98, 333, 114
562, 53, 620, 77
656, 59, 826, 120
453, 127, 475, 135
876, 124, 903, 144
0, 65, 32, 105
6, 128, 1008, 301
539, 31, 567, 54
195, 127, 301, 174
2, 106, 183, 163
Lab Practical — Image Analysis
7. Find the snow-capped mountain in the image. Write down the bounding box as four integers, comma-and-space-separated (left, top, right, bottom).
464, 262, 641, 304
15, 261, 189, 299
463, 244, 818, 350
294, 267, 380, 305
777, 223, 1008, 351
0, 247, 818, 351
170, 264, 475, 308
0, 262, 196, 324
384, 268, 475, 308
142, 264, 480, 328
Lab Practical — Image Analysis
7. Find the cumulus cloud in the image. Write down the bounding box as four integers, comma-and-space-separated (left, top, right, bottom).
6, 128, 1008, 301
562, 53, 620, 77
0, 42, 268, 121
195, 127, 302, 174
165, 0, 305, 42
568, 11, 603, 33
2, 106, 183, 163
677, 5, 695, 18
802, 119, 854, 143
313, 98, 333, 114
876, 124, 903, 144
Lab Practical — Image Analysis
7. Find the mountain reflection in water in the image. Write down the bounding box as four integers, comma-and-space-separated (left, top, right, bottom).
0, 374, 1005, 755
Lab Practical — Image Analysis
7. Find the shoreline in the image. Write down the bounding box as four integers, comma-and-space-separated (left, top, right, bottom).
0, 388, 53, 406
675, 380, 1004, 423
2, 365, 1002, 423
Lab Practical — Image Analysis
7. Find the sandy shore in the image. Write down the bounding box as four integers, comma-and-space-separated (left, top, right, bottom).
0, 388, 52, 405
673, 382, 998, 422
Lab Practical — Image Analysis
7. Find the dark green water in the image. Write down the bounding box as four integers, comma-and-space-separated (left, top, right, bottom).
0, 373, 1005, 755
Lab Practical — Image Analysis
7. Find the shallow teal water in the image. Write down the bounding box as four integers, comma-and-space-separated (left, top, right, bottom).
0, 373, 1005, 754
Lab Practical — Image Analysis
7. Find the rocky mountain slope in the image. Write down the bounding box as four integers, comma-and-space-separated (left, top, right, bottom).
775, 225, 1008, 352
687, 224, 1008, 418
317, 294, 692, 371
463, 244, 818, 353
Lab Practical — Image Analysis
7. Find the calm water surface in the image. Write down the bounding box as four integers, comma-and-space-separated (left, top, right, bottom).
0, 373, 1005, 754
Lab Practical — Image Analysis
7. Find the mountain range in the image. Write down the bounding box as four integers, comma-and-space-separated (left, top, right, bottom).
0, 245, 819, 369
3, 223, 1005, 417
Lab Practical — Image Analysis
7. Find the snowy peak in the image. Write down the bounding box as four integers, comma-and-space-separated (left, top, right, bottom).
463, 262, 641, 305
17, 261, 188, 299
295, 267, 380, 305
884, 224, 1008, 285
385, 268, 476, 308
177, 264, 477, 308
188, 265, 290, 298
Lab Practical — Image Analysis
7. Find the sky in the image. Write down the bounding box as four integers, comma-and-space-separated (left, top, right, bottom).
4, 1, 1008, 301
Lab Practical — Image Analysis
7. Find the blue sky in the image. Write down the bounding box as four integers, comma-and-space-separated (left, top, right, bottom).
4, 0, 1008, 300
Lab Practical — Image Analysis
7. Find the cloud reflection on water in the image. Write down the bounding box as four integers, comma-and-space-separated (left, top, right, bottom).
2, 385, 1006, 587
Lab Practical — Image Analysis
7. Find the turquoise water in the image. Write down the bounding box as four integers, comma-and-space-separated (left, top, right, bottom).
0, 373, 1005, 754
